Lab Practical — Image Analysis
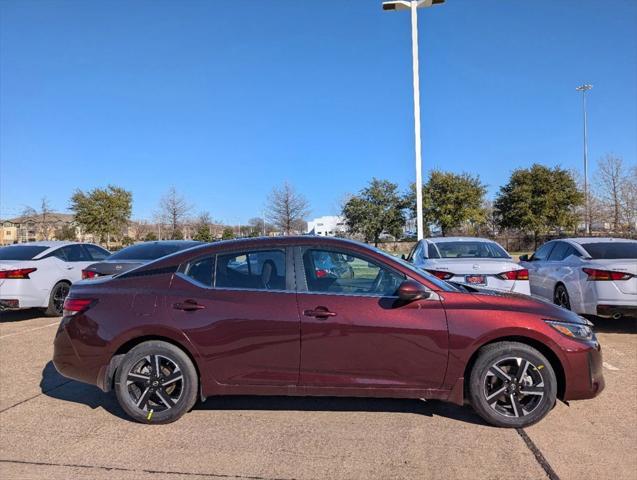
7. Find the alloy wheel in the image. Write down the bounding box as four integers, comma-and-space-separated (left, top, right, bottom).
126, 354, 184, 412
554, 286, 570, 310
483, 357, 546, 418
53, 284, 70, 315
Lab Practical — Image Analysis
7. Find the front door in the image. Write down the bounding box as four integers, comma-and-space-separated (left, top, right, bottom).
296, 247, 448, 389
169, 247, 300, 386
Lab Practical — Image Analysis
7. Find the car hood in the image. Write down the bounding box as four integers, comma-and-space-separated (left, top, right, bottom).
461, 285, 591, 325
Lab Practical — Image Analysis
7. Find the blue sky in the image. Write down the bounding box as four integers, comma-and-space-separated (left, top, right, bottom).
1, 0, 635, 224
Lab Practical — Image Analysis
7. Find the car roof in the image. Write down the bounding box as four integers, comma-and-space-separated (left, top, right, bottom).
424, 237, 497, 244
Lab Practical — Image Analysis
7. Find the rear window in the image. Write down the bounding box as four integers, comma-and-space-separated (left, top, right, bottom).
0, 245, 48, 260
581, 242, 637, 259
108, 242, 199, 261
433, 241, 510, 259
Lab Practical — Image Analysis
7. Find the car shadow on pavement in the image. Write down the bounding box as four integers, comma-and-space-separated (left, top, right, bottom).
0, 309, 52, 323
40, 361, 129, 420
40, 361, 487, 425
195, 396, 488, 426
589, 316, 636, 334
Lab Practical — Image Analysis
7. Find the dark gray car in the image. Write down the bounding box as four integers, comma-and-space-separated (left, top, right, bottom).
82, 241, 202, 279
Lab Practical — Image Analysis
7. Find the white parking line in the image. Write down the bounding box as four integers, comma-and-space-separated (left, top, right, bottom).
0, 322, 59, 339
603, 361, 620, 371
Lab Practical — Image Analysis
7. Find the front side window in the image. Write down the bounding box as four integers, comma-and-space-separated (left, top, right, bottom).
547, 242, 569, 261
184, 256, 215, 287
61, 245, 90, 262
215, 250, 286, 291
303, 249, 404, 296
531, 242, 555, 261
85, 244, 110, 260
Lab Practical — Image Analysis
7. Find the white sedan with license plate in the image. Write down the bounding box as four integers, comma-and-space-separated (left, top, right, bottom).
406, 237, 530, 295
0, 241, 110, 316
520, 238, 637, 319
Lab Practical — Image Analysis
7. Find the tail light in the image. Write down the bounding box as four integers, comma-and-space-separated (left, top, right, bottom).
497, 268, 529, 281
62, 298, 96, 316
426, 269, 454, 280
582, 268, 634, 281
82, 269, 99, 280
0, 268, 37, 279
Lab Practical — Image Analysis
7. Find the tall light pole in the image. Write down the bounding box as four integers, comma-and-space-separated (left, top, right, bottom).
576, 84, 592, 235
383, 0, 444, 241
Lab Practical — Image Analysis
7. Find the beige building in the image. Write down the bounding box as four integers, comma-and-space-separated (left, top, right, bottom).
0, 213, 79, 246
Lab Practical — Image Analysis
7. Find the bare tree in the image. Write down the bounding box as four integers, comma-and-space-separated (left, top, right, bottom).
128, 220, 152, 241
595, 155, 625, 232
157, 187, 193, 240
21, 197, 55, 240
265, 182, 310, 235
621, 164, 637, 233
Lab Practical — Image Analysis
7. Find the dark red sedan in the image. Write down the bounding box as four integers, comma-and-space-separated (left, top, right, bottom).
53, 236, 604, 427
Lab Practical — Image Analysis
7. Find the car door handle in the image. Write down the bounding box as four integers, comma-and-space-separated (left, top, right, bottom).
303, 307, 337, 319
173, 300, 206, 311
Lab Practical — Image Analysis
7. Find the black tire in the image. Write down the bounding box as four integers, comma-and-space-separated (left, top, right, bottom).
114, 341, 198, 424
468, 342, 557, 428
44, 282, 70, 317
554, 284, 571, 310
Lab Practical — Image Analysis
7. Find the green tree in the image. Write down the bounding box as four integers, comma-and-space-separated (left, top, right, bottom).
407, 171, 486, 236
192, 212, 214, 242
70, 185, 132, 245
55, 224, 77, 241
221, 227, 235, 240
342, 178, 405, 246
144, 232, 158, 241
495, 164, 583, 247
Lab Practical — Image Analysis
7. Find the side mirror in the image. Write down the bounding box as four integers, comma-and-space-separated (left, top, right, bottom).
519, 254, 529, 262
401, 254, 406, 260
397, 280, 431, 302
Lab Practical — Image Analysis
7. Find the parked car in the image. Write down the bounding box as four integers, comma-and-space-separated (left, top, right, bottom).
81, 240, 202, 279
406, 237, 530, 294
53, 236, 603, 427
520, 238, 637, 319
0, 241, 110, 316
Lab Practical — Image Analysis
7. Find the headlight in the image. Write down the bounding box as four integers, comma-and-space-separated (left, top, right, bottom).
545, 320, 594, 341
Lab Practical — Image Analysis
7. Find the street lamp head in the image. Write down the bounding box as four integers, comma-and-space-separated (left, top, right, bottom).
382, 0, 445, 11
576, 84, 593, 92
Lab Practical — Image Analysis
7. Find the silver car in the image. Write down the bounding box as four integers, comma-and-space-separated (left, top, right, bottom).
406, 237, 530, 294
520, 237, 637, 319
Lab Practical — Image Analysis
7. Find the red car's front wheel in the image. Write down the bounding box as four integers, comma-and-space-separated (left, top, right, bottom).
469, 342, 557, 428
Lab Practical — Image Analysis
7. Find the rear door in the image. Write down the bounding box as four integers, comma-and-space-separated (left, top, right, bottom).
59, 245, 93, 282
295, 246, 448, 389
169, 247, 301, 386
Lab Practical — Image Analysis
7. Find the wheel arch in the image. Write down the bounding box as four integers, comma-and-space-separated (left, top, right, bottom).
462, 335, 566, 401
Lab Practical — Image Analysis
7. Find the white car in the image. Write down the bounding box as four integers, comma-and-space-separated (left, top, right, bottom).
406, 237, 530, 294
0, 241, 110, 316
520, 238, 637, 319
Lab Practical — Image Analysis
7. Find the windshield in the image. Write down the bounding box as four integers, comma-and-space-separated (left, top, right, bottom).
108, 242, 199, 261
0, 245, 48, 260
372, 246, 460, 292
431, 241, 510, 259
581, 242, 637, 259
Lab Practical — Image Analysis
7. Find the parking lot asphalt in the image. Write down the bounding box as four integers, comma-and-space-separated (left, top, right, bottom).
0, 311, 635, 480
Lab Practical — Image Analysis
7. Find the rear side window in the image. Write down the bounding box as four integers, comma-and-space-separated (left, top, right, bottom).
0, 245, 48, 260
85, 244, 110, 260
215, 250, 286, 291
581, 242, 637, 259
184, 257, 215, 287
